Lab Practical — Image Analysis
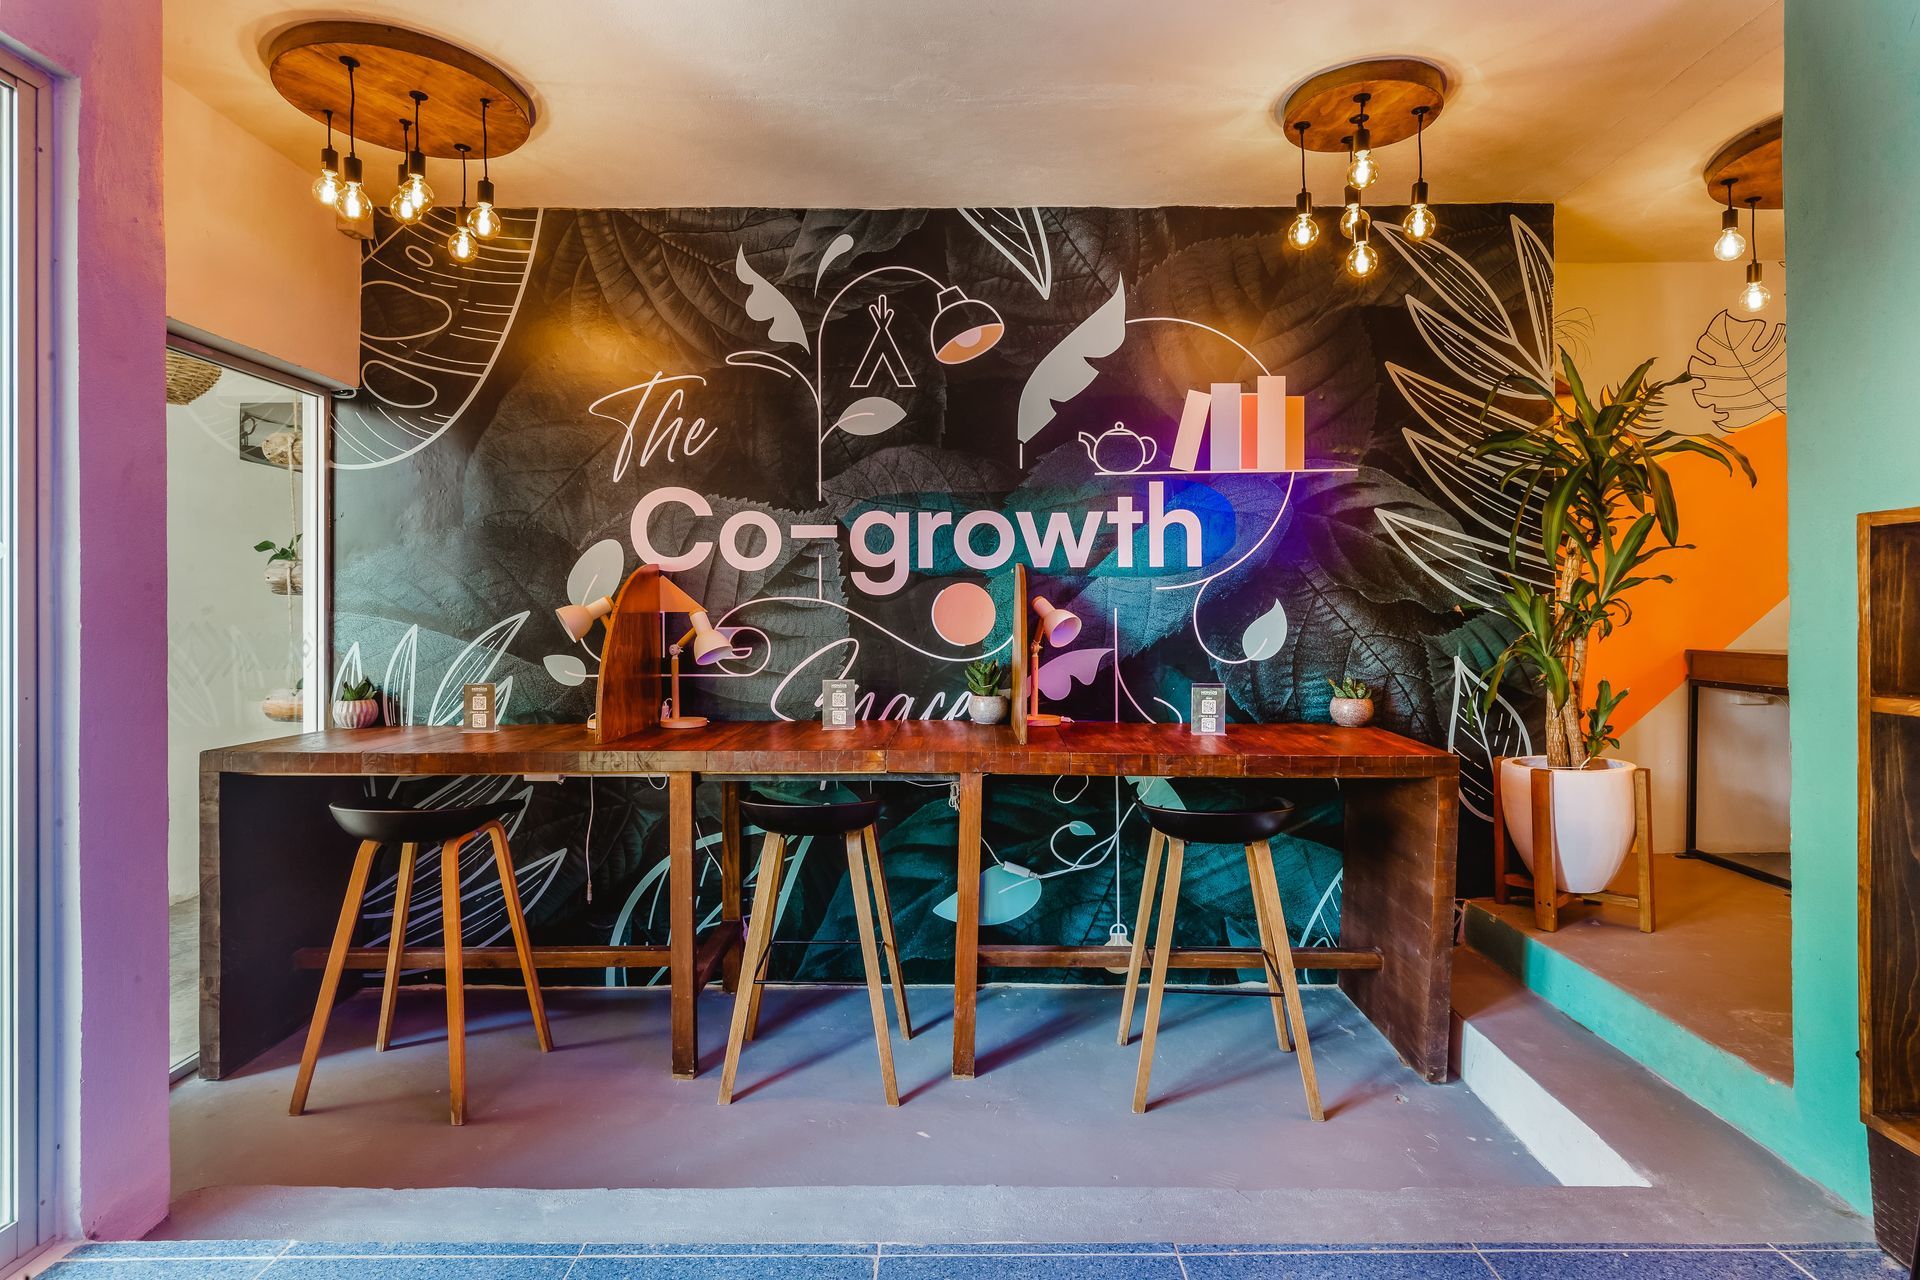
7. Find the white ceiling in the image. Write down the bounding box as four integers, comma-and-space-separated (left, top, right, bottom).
163, 0, 1784, 261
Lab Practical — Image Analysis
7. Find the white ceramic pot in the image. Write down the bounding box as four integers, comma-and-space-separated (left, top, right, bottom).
968, 693, 1009, 725
1498, 755, 1639, 894
333, 698, 381, 729
1329, 696, 1374, 727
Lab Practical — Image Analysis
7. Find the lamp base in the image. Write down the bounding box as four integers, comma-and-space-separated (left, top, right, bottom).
1026, 713, 1065, 728
660, 715, 709, 730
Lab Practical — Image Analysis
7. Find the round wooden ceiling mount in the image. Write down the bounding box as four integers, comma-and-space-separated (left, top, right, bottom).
1702, 114, 1783, 210
266, 20, 536, 159
1280, 57, 1450, 153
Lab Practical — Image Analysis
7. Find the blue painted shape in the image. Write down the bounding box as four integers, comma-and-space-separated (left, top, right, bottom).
1479, 1248, 1809, 1279
932, 864, 1043, 925
1781, 1250, 1911, 1278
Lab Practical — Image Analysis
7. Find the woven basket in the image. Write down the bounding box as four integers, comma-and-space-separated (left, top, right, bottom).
165, 350, 221, 405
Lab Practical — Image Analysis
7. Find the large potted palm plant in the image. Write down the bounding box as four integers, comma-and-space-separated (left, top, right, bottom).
1473, 351, 1753, 892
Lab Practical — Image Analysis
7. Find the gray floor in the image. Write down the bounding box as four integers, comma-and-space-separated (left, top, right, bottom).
173, 984, 1546, 1193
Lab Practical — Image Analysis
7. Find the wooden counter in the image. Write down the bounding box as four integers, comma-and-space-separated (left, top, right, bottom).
202, 720, 1458, 1083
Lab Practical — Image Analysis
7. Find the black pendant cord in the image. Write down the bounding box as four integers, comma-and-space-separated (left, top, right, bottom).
1414, 105, 1426, 183
480, 98, 491, 181
1725, 177, 1737, 214
457, 144, 469, 211
343, 58, 358, 159
411, 92, 423, 157
323, 107, 333, 154
1297, 122, 1308, 191
1747, 195, 1761, 265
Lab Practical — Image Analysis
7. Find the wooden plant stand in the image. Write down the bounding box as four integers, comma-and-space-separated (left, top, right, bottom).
1491, 756, 1655, 933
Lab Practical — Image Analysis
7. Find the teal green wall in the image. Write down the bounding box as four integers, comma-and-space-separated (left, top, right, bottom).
1781, 0, 1920, 1213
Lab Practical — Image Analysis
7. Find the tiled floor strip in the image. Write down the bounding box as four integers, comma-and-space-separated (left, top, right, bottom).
34, 1242, 1898, 1278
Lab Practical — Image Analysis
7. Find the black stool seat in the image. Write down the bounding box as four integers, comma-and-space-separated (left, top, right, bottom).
329, 801, 520, 845
1139, 803, 1293, 845
740, 798, 880, 837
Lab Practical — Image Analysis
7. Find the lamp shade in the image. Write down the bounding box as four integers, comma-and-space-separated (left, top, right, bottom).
1031, 596, 1081, 647
686, 609, 744, 665
556, 594, 614, 641
929, 287, 1005, 365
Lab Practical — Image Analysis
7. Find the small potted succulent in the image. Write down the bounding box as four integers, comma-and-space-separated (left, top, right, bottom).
965, 659, 1009, 725
254, 533, 303, 595
333, 677, 382, 729
1327, 677, 1375, 727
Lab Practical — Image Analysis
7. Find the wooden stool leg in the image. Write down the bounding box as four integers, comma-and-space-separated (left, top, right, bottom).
1131, 837, 1185, 1114
862, 825, 913, 1040
488, 822, 553, 1052
1491, 756, 1509, 904
1530, 768, 1560, 932
440, 832, 470, 1126
1244, 842, 1293, 1053
1117, 827, 1167, 1045
720, 783, 744, 993
376, 842, 418, 1052
745, 829, 789, 1042
1251, 840, 1323, 1121
289, 839, 381, 1116
718, 834, 785, 1104
844, 831, 901, 1106
1633, 767, 1655, 933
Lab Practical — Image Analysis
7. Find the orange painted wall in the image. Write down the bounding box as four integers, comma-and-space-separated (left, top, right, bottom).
1587, 411, 1787, 732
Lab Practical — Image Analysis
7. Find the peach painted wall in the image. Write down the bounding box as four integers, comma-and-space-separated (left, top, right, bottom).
163, 76, 360, 385
0, 0, 172, 1243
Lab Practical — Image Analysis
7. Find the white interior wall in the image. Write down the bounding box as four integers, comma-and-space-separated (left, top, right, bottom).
165, 371, 311, 900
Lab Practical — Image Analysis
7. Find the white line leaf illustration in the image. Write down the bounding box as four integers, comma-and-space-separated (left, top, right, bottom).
1017, 278, 1126, 450
735, 246, 808, 351
831, 395, 907, 438
544, 654, 588, 686
1406, 297, 1548, 399
959, 208, 1054, 299
1512, 216, 1555, 372
428, 612, 530, 726
1376, 223, 1518, 347
1447, 656, 1533, 822
567, 538, 625, 606
1376, 510, 1552, 607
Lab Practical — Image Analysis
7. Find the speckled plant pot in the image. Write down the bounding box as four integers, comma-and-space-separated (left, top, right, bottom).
968, 693, 1009, 725
1329, 696, 1374, 727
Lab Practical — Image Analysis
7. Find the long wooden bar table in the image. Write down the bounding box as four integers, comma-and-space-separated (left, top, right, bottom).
201, 720, 1458, 1084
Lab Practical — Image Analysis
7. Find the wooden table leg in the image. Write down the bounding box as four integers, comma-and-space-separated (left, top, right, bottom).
952, 772, 983, 1078
670, 770, 698, 1079
1339, 773, 1458, 1083
720, 781, 744, 993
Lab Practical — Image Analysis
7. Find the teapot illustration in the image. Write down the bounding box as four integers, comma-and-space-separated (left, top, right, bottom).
1079, 423, 1158, 474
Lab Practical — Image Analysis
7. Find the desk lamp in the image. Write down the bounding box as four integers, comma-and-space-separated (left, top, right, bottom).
1026, 595, 1082, 728
556, 572, 742, 731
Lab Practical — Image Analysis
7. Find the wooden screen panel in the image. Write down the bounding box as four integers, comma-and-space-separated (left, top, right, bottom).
1868, 709, 1920, 1121
594, 565, 665, 741
1868, 522, 1920, 698
1011, 562, 1029, 746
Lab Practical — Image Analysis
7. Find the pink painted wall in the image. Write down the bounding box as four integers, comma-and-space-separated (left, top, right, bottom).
163, 77, 360, 384
1, 0, 172, 1243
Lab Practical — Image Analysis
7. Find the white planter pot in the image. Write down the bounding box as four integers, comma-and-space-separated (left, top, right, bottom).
1329, 696, 1374, 727
264, 559, 303, 595
968, 693, 1009, 725
1498, 756, 1639, 894
333, 698, 381, 729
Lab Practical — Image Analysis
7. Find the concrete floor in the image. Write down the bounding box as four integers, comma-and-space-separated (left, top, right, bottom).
1469, 853, 1792, 1081
174, 985, 1547, 1193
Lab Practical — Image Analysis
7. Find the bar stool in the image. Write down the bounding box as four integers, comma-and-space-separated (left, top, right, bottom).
718, 797, 912, 1106
1117, 802, 1323, 1121
289, 801, 552, 1126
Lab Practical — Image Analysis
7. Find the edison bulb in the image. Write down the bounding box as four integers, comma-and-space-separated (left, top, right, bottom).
1346, 240, 1379, 277
312, 167, 342, 206
388, 187, 423, 223
1347, 149, 1378, 190
467, 201, 502, 240
400, 173, 434, 214
447, 222, 479, 264
337, 183, 370, 222
1712, 225, 1747, 262
1340, 203, 1368, 239
1287, 211, 1320, 249
1404, 203, 1437, 241
1740, 279, 1771, 312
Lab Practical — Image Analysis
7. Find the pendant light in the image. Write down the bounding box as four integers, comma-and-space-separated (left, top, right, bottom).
334, 57, 370, 222
1346, 92, 1378, 189
1739, 195, 1770, 312
393, 90, 435, 219
1346, 213, 1378, 277
1338, 136, 1367, 238
467, 98, 503, 240
1403, 105, 1437, 241
311, 108, 343, 206
1287, 121, 1319, 249
388, 120, 426, 223
1712, 178, 1747, 262
447, 144, 480, 264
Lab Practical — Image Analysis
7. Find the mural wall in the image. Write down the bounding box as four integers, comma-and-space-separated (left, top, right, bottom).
331, 204, 1553, 983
